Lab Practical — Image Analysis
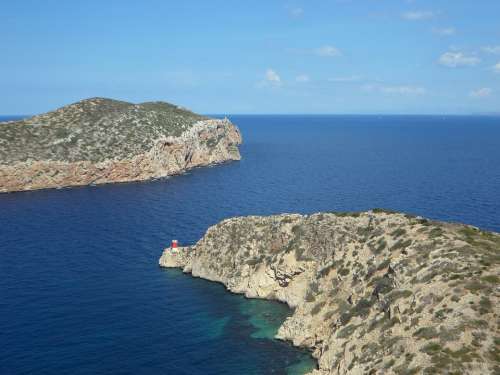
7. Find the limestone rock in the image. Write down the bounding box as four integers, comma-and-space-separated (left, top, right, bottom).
159, 210, 500, 375
0, 98, 242, 192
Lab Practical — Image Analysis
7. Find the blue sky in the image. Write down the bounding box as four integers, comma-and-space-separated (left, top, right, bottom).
1, 0, 499, 114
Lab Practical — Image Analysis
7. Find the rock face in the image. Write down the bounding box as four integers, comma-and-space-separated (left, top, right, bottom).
0, 98, 242, 192
159, 210, 500, 375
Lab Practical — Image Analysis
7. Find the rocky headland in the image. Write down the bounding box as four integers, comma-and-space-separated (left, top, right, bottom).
159, 210, 499, 374
0, 98, 242, 192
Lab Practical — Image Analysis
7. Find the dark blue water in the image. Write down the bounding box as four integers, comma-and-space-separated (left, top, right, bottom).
1, 115, 500, 375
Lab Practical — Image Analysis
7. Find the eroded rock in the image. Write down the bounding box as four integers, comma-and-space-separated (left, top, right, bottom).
159, 210, 500, 375
0, 98, 242, 192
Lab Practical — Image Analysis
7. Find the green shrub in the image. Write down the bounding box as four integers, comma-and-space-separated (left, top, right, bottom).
391, 239, 412, 251
421, 342, 442, 355
413, 326, 439, 340
311, 301, 326, 315
481, 275, 499, 284
337, 324, 359, 339
428, 227, 444, 238
305, 291, 316, 303
391, 228, 407, 238
339, 268, 350, 276
386, 289, 412, 304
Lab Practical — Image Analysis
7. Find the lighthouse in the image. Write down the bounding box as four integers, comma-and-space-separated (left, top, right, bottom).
171, 239, 178, 249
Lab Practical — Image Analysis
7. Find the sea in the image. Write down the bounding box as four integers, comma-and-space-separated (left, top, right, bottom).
1, 115, 499, 375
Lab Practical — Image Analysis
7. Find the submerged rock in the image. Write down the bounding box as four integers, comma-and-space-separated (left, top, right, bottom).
0, 98, 242, 192
160, 210, 500, 375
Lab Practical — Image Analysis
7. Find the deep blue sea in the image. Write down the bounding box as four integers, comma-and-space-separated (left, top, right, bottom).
1, 115, 500, 375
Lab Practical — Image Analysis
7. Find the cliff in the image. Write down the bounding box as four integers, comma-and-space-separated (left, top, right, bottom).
0, 98, 242, 192
159, 210, 499, 375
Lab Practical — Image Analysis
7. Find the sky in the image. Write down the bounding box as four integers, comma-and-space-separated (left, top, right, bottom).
1, 0, 500, 115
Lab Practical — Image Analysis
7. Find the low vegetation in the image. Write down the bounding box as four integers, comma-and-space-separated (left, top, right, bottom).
163, 210, 500, 374
0, 97, 207, 163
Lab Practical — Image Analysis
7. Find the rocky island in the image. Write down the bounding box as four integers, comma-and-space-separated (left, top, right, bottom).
0, 98, 242, 193
160, 210, 499, 374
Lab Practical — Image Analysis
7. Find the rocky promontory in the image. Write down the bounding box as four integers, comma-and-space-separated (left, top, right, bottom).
160, 210, 499, 374
0, 98, 242, 192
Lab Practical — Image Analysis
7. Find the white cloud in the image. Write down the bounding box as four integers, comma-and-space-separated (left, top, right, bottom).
402, 11, 435, 20
482, 46, 500, 55
328, 75, 362, 83
315, 45, 342, 57
295, 74, 310, 83
361, 84, 376, 92
470, 88, 492, 98
438, 52, 480, 67
381, 86, 426, 95
494, 62, 500, 73
432, 27, 455, 36
265, 69, 281, 86
289, 7, 303, 17
362, 84, 426, 95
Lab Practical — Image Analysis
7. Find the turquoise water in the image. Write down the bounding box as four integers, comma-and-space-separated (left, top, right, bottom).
239, 300, 316, 374
1, 115, 500, 374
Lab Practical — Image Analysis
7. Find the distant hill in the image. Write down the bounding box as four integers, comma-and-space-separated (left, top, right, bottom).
0, 98, 242, 192
0, 97, 209, 163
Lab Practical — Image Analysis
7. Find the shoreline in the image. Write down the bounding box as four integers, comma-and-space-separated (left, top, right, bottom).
0, 119, 242, 193
160, 266, 319, 375
159, 210, 499, 374
160, 248, 322, 374
0, 157, 240, 195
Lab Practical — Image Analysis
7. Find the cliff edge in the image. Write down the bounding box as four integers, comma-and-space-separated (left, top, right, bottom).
0, 98, 242, 192
159, 210, 499, 374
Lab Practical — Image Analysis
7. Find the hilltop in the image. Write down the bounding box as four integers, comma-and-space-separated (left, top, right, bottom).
0, 97, 208, 163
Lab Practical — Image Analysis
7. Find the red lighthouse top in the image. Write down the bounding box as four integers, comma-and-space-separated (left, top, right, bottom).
171, 240, 178, 248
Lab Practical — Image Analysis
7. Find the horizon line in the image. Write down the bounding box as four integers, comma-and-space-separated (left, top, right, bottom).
2, 113, 500, 118
208, 113, 500, 117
